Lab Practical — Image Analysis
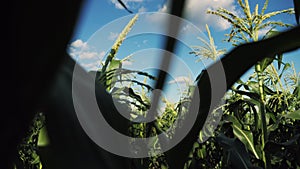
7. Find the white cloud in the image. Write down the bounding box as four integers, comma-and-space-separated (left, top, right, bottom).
145, 1, 171, 24
80, 52, 98, 59
180, 24, 198, 34
184, 0, 237, 30
81, 62, 99, 71
168, 76, 192, 85
158, 4, 168, 13
145, 13, 170, 27
148, 0, 237, 31
69, 39, 106, 60
182, 24, 191, 32
70, 39, 88, 49
138, 6, 147, 12
108, 32, 119, 41
110, 0, 143, 10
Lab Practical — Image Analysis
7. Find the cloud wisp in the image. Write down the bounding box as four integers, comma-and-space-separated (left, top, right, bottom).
168, 76, 193, 85
110, 0, 143, 10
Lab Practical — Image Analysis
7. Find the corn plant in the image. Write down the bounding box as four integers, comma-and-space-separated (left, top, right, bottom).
207, 1, 295, 168
92, 14, 156, 114
190, 24, 226, 61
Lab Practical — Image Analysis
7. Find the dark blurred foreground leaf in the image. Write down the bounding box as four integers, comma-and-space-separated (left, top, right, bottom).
216, 133, 262, 169
265, 134, 300, 166
41, 56, 132, 169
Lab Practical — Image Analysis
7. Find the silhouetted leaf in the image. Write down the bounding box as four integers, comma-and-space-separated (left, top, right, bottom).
117, 0, 133, 13
294, 0, 300, 24
279, 63, 291, 79
233, 89, 260, 101
264, 85, 277, 95
277, 53, 283, 70
260, 57, 274, 71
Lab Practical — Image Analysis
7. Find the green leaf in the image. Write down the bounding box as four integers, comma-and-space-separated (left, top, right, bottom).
106, 59, 122, 91
246, 81, 260, 94
243, 99, 260, 130
284, 109, 300, 120
267, 116, 281, 133
37, 126, 50, 147
225, 115, 260, 159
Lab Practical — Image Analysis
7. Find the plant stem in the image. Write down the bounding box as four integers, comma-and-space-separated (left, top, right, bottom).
255, 64, 270, 169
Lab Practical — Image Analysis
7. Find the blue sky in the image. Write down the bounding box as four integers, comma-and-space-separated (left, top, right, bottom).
68, 0, 300, 103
